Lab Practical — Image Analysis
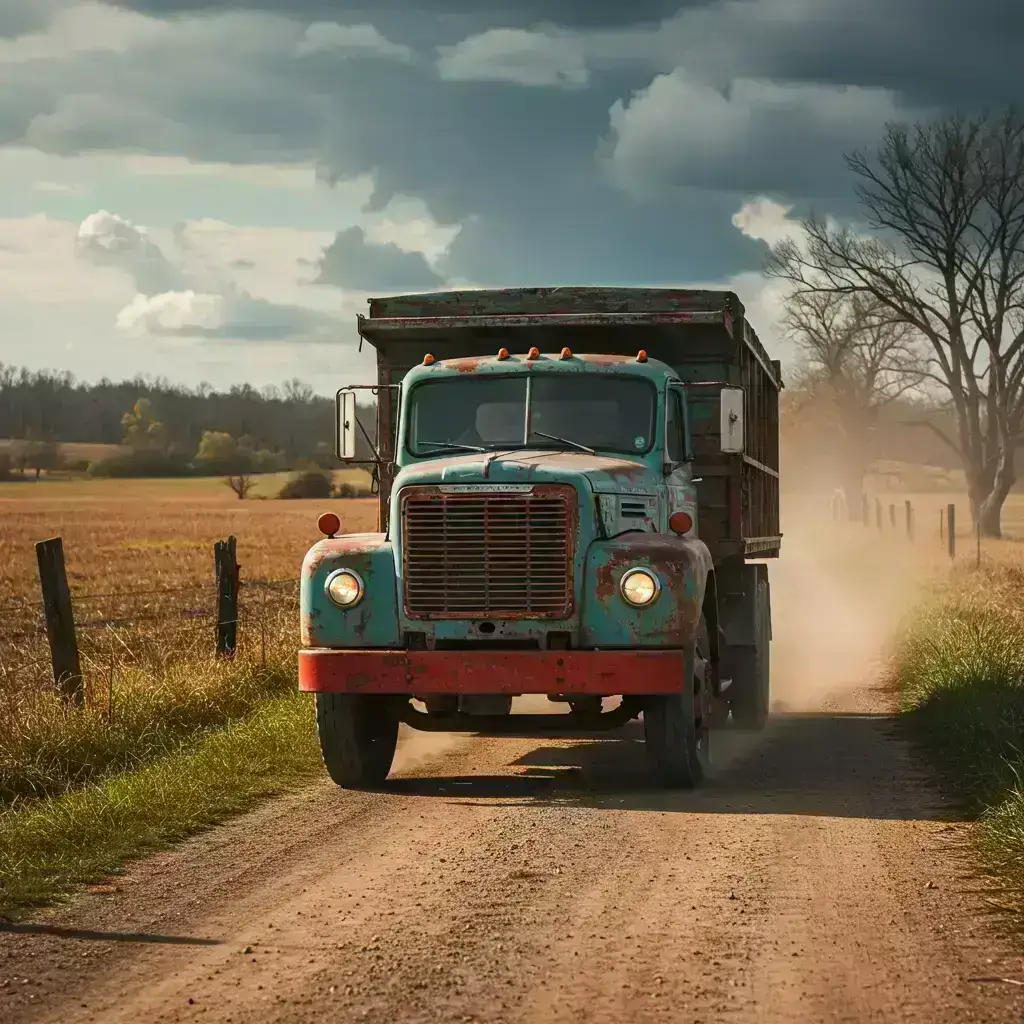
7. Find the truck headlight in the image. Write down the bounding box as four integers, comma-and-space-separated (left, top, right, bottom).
620, 568, 660, 607
325, 568, 365, 608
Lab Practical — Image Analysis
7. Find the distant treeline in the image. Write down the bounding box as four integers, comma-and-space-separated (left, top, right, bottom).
0, 364, 377, 473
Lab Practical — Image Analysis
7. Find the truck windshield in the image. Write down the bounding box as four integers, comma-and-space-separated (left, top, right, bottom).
407, 374, 656, 457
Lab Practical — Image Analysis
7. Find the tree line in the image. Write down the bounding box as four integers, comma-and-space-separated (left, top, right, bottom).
0, 366, 376, 477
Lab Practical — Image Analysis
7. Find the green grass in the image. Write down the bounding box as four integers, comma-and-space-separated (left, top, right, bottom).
0, 692, 321, 914
2, 657, 297, 806
895, 571, 1024, 908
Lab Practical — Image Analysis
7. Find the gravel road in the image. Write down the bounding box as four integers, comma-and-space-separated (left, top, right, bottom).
2, 522, 1023, 1023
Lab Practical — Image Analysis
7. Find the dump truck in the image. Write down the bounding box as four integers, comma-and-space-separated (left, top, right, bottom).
298, 287, 782, 788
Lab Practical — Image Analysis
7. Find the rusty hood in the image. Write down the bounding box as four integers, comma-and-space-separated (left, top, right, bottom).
392, 450, 658, 496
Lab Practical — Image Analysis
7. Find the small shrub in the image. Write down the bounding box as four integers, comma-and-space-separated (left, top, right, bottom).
278, 469, 333, 500
334, 480, 373, 499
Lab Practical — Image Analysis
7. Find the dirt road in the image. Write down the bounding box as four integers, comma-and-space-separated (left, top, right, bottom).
3, 521, 1024, 1023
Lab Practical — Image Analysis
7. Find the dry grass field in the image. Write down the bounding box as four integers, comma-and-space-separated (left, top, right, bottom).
0, 473, 376, 690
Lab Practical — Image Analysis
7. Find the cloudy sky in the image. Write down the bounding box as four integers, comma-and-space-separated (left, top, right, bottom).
0, 0, 1016, 393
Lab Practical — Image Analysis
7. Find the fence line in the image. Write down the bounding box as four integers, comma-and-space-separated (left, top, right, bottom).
1, 533, 300, 700
829, 491, 984, 568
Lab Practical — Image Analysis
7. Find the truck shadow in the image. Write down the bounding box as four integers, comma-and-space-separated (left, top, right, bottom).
386, 711, 960, 822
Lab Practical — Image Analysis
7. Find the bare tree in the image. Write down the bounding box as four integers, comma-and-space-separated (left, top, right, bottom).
766, 109, 1024, 537
783, 291, 925, 517
225, 474, 255, 500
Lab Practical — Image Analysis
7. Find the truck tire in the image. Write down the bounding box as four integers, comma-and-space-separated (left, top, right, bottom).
729, 577, 771, 731
315, 693, 400, 789
642, 619, 711, 788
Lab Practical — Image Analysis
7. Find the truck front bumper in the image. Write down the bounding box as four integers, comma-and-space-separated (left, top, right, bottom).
298, 648, 688, 695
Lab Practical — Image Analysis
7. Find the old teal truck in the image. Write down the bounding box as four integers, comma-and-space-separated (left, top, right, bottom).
299, 288, 782, 789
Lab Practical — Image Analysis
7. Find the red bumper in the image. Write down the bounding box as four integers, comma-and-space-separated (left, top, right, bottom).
298, 648, 687, 695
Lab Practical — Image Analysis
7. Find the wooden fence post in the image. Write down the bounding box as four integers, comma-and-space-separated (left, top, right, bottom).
939, 507, 944, 543
905, 500, 913, 541
35, 537, 83, 706
947, 504, 956, 560
862, 494, 869, 525
214, 536, 240, 658
889, 503, 896, 528
875, 498, 883, 530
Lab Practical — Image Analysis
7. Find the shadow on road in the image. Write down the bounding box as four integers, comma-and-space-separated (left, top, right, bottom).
386, 711, 959, 822
0, 921, 222, 946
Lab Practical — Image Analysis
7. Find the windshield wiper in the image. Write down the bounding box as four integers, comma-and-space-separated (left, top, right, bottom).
417, 440, 488, 453
528, 430, 596, 454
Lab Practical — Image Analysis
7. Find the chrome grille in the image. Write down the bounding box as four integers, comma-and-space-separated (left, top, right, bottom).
401, 488, 574, 619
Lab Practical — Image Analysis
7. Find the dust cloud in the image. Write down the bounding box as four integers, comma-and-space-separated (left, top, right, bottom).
767, 489, 938, 716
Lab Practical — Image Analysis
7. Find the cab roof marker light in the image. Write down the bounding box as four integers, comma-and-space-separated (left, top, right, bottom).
636, 349, 648, 363
527, 346, 541, 360
423, 353, 436, 365
559, 347, 573, 360
497, 347, 510, 360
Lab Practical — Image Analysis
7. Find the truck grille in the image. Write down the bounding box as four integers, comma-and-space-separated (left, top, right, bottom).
401, 487, 575, 619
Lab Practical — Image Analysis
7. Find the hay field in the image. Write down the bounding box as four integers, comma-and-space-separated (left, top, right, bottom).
0, 471, 375, 703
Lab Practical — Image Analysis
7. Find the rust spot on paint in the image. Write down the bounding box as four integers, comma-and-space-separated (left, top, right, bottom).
577, 353, 636, 366
595, 562, 617, 601
445, 356, 489, 373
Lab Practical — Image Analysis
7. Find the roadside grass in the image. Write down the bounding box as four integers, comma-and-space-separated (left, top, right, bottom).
0, 691, 321, 914
895, 560, 1024, 908
1, 649, 296, 807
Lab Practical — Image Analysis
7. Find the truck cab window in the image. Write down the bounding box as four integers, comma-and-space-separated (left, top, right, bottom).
666, 388, 687, 462
407, 374, 656, 456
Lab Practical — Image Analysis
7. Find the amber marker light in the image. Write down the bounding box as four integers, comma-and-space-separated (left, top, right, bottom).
527, 346, 541, 360
423, 353, 436, 365
636, 349, 648, 363
560, 347, 573, 360
668, 511, 693, 535
497, 347, 510, 360
317, 512, 341, 538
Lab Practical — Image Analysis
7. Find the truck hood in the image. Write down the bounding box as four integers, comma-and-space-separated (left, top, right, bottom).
393, 450, 658, 495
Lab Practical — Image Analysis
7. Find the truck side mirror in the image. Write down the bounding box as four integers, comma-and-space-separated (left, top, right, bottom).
336, 389, 358, 461
719, 386, 745, 454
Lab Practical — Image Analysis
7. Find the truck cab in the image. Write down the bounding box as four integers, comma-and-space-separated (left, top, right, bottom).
299, 288, 782, 790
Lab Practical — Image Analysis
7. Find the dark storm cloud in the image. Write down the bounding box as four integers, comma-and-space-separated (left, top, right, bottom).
317, 227, 445, 291
1, 0, 1021, 294
103, 0, 691, 29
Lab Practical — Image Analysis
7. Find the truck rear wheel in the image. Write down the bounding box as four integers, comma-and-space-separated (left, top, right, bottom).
729, 577, 771, 731
643, 620, 711, 788
315, 693, 400, 789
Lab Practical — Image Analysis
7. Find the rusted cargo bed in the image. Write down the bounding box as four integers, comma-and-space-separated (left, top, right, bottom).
360, 287, 781, 563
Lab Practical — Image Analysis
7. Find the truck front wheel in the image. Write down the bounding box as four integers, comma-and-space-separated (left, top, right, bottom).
315, 693, 400, 789
643, 620, 711, 788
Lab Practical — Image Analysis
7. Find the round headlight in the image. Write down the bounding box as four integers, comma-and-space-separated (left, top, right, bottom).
325, 568, 364, 608
620, 568, 660, 607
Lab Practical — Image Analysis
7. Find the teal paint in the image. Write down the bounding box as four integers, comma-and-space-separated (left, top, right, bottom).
301, 534, 402, 649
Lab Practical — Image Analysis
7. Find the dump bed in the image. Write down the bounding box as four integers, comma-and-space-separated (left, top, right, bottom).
359, 287, 781, 562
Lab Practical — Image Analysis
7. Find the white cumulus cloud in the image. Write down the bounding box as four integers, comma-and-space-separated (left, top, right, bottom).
436, 28, 589, 88
296, 22, 413, 61
76, 208, 336, 342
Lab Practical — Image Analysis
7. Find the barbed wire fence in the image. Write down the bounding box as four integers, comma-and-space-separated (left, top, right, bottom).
0, 535, 301, 714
